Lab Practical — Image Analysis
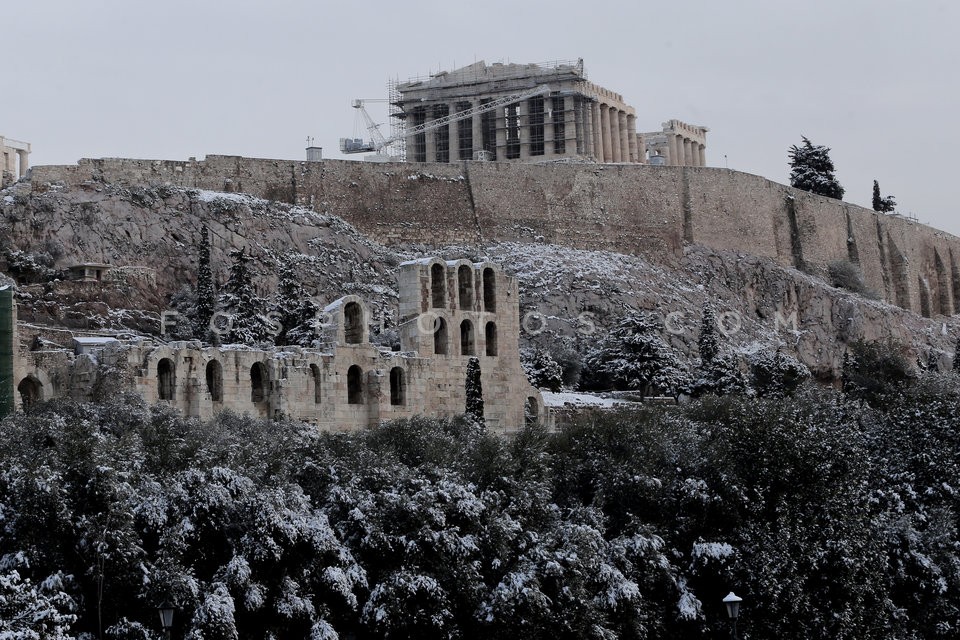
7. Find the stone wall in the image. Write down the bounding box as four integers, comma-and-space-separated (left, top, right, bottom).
8, 259, 544, 433
28, 155, 960, 318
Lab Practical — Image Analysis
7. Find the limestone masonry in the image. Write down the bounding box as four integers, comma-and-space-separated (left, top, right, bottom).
6, 259, 544, 433
26, 155, 960, 320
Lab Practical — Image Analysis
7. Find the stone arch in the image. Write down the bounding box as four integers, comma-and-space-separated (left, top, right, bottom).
205, 360, 223, 402
434, 316, 449, 355
483, 267, 496, 312
310, 363, 322, 404
17, 376, 42, 410
250, 362, 268, 403
431, 263, 446, 308
344, 301, 363, 344
485, 321, 498, 356
460, 319, 475, 356
524, 396, 540, 426
390, 367, 406, 406
347, 365, 363, 405
157, 358, 175, 401
458, 265, 474, 310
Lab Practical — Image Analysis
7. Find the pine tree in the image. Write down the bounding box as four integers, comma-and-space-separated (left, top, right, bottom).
582, 311, 689, 397
465, 357, 484, 425
218, 247, 273, 345
872, 180, 897, 213
273, 259, 319, 346
521, 348, 563, 392
194, 224, 215, 340
788, 136, 844, 199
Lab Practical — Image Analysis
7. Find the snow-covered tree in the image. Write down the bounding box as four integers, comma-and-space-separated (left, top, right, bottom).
748, 347, 810, 397
0, 557, 77, 640
872, 179, 896, 213
789, 136, 845, 199
272, 258, 319, 347
217, 248, 274, 345
194, 224, 215, 340
582, 311, 689, 397
521, 348, 563, 392
465, 357, 484, 425
697, 304, 720, 366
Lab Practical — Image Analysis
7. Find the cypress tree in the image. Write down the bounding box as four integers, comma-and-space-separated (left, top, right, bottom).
465, 356, 484, 425
194, 224, 215, 339
698, 303, 719, 365
872, 180, 883, 212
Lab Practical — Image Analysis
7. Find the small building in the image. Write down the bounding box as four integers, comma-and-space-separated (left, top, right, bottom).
68, 263, 113, 282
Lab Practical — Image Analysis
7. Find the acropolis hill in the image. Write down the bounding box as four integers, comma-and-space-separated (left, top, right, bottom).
26, 155, 960, 319
2, 151, 959, 421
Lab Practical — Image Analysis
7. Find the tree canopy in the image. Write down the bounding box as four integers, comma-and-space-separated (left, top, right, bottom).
788, 136, 845, 199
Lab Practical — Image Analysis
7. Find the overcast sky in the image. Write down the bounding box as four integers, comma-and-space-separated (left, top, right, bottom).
6, 0, 958, 234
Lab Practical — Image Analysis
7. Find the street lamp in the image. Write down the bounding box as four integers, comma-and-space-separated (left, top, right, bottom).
158, 601, 175, 640
723, 592, 743, 640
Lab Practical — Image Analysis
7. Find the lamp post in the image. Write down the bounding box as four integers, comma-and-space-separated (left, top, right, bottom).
723, 592, 742, 640
158, 601, 175, 640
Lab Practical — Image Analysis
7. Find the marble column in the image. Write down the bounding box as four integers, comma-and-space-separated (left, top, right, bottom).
448, 103, 460, 162
565, 95, 578, 157
15, 150, 28, 176
425, 108, 437, 163
683, 139, 693, 166
668, 134, 679, 166
698, 144, 706, 167
518, 100, 530, 159
626, 114, 638, 162
495, 107, 507, 160
582, 100, 594, 159
600, 105, 612, 163
618, 111, 630, 163
544, 102, 555, 157
610, 109, 622, 162
472, 100, 483, 159
592, 102, 603, 161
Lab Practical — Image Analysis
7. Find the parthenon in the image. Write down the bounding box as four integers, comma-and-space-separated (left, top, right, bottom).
391, 59, 706, 166
0, 136, 30, 181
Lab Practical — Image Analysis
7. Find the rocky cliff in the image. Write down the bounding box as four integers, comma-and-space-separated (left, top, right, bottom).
2, 157, 958, 380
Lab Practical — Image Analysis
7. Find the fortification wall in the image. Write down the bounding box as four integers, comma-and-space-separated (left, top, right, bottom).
28, 156, 960, 318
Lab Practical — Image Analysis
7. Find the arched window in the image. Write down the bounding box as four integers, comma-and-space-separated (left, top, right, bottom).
390, 367, 406, 406
205, 360, 223, 402
250, 362, 267, 403
431, 263, 446, 308
347, 365, 363, 404
344, 301, 363, 344
485, 322, 498, 356
17, 377, 42, 410
458, 265, 473, 310
310, 364, 322, 404
460, 319, 475, 356
483, 267, 496, 312
434, 317, 448, 355
525, 397, 540, 426
157, 358, 175, 401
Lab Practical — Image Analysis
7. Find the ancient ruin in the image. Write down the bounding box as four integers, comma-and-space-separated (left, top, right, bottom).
345, 60, 705, 165
0, 135, 30, 183
3, 260, 544, 433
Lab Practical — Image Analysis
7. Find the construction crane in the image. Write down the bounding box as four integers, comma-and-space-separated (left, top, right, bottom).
340, 84, 553, 161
